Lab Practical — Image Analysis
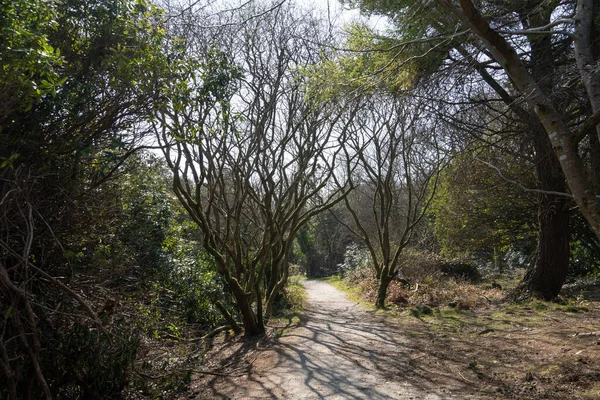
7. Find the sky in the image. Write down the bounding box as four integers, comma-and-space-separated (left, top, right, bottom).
292, 0, 391, 33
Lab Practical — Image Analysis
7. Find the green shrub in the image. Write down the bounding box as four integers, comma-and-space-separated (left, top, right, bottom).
52, 324, 140, 399
439, 261, 482, 282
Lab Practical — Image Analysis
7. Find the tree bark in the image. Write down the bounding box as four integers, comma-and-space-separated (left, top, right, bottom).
467, 49, 571, 297
236, 297, 264, 337
522, 125, 570, 299
519, 6, 571, 299
226, 274, 264, 336
574, 0, 600, 144
375, 266, 391, 308
214, 300, 242, 334
522, 200, 570, 299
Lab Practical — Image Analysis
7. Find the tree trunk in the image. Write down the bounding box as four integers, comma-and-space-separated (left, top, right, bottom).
264, 260, 291, 320
238, 298, 264, 336
266, 262, 280, 305
519, 4, 571, 300
255, 281, 264, 331
228, 277, 264, 336
590, 132, 600, 199
449, 3, 572, 298
214, 300, 242, 334
493, 245, 504, 274
521, 199, 570, 300
574, 0, 600, 145
375, 268, 391, 308
521, 123, 570, 299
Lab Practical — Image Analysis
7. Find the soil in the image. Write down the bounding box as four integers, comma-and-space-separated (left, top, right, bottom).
186, 280, 600, 399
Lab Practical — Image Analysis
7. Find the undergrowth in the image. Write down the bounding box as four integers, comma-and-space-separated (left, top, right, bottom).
332, 262, 594, 325
272, 275, 307, 329
339, 267, 503, 311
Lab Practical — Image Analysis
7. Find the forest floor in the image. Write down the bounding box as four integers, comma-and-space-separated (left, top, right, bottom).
184, 279, 600, 399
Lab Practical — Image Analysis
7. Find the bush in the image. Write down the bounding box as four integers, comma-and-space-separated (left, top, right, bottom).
337, 248, 496, 310
274, 275, 306, 315
338, 244, 371, 277
168, 249, 222, 325
439, 261, 482, 282
396, 249, 445, 281
52, 324, 139, 399
345, 266, 375, 284
397, 249, 481, 283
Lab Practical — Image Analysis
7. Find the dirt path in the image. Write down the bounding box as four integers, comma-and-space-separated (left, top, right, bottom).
201, 280, 470, 399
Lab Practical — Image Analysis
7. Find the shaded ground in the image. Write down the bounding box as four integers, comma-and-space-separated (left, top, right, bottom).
191, 281, 484, 399
185, 279, 600, 399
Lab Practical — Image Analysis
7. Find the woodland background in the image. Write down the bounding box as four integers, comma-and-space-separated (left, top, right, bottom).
2, 0, 600, 398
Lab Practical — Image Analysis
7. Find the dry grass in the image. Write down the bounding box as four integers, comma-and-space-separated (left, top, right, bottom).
340, 249, 496, 310
347, 275, 502, 310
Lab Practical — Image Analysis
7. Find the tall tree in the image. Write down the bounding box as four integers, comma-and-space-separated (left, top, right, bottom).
433, 0, 593, 298
155, 3, 355, 335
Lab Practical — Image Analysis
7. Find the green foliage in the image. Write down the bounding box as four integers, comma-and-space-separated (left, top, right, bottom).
340, 0, 461, 77
158, 46, 242, 143
339, 243, 372, 275
0, 149, 224, 398
429, 144, 600, 278
62, 153, 171, 276
52, 324, 140, 398
198, 47, 244, 103
76, 152, 224, 326
570, 213, 600, 277
273, 275, 306, 317
0, 0, 190, 395
428, 148, 537, 266
0, 0, 64, 120
168, 250, 221, 325
305, 23, 417, 102
342, 0, 444, 31
306, 0, 454, 102
1, 0, 170, 171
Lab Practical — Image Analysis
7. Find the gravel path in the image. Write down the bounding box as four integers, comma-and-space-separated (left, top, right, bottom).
204, 280, 462, 399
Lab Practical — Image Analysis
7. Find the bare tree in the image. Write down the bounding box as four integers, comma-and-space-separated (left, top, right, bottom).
337, 94, 446, 308
154, 3, 356, 335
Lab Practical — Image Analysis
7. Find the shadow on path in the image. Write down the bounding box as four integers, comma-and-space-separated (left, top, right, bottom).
203, 280, 475, 399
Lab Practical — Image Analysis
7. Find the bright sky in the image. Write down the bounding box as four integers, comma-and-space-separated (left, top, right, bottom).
292, 0, 391, 33
308, 0, 360, 24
